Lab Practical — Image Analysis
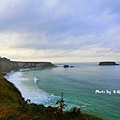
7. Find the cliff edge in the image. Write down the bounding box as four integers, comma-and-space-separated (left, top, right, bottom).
0, 57, 55, 75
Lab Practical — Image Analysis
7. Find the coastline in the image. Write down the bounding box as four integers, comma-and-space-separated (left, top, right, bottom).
0, 57, 55, 76
2, 62, 120, 119
5, 71, 50, 106
0, 74, 104, 120
0, 59, 107, 119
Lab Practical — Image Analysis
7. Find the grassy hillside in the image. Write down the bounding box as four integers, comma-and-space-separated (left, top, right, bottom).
0, 76, 104, 120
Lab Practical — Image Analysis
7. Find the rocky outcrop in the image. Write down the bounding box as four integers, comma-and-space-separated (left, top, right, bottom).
99, 61, 119, 66
0, 57, 55, 75
63, 65, 69, 68
63, 65, 74, 68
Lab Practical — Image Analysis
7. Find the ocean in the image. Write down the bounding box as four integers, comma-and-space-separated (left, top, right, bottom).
6, 62, 120, 120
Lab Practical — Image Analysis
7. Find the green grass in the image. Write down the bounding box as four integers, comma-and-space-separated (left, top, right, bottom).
0, 76, 104, 120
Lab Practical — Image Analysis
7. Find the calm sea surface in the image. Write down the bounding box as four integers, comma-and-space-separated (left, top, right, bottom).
6, 62, 120, 120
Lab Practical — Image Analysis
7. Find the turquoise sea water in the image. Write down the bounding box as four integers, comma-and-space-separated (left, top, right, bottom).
7, 62, 120, 120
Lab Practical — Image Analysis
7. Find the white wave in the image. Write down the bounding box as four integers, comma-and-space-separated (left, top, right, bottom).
5, 71, 82, 109
34, 76, 38, 83
20, 69, 30, 72
5, 71, 49, 105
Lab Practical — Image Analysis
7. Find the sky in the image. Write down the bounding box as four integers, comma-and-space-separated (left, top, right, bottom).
0, 0, 120, 62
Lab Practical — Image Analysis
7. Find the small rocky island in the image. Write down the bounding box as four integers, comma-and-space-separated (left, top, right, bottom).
63, 65, 69, 68
99, 61, 119, 66
63, 65, 74, 68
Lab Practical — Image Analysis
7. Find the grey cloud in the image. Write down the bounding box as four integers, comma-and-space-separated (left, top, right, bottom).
0, 0, 120, 62
0, 0, 118, 35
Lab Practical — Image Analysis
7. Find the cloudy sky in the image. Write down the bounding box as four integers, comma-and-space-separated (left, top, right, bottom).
0, 0, 120, 62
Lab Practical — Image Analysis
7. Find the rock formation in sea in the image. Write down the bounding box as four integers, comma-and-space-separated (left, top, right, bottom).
99, 61, 119, 65
63, 65, 69, 68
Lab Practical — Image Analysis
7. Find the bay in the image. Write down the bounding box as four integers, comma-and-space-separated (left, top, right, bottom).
7, 62, 120, 120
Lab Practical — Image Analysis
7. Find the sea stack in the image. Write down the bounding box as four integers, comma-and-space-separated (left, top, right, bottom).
99, 61, 119, 66
63, 65, 69, 68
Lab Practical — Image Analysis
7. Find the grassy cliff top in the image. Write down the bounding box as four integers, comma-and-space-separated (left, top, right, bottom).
0, 76, 104, 120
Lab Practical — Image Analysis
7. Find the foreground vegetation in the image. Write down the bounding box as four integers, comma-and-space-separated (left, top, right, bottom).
0, 76, 104, 120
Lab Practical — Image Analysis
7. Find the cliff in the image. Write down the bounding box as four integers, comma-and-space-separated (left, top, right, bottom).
99, 61, 119, 66
0, 57, 55, 75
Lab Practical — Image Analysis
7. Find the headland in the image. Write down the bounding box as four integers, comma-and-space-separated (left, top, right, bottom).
0, 57, 55, 75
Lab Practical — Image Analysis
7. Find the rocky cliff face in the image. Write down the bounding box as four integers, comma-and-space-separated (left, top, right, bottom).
0, 57, 54, 75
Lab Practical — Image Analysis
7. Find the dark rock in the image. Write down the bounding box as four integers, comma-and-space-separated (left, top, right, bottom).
70, 66, 74, 68
63, 65, 69, 68
99, 61, 119, 65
